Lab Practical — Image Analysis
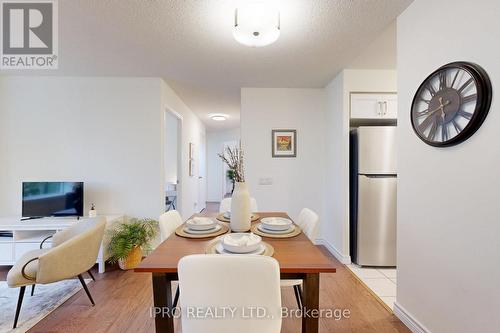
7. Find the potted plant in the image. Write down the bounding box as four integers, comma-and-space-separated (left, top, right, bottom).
227, 169, 236, 194
218, 146, 251, 232
108, 218, 158, 270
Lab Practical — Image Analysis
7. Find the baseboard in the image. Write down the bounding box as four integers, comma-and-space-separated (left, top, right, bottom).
393, 302, 431, 333
315, 238, 351, 264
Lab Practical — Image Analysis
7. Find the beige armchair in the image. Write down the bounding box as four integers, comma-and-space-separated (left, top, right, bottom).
7, 217, 106, 329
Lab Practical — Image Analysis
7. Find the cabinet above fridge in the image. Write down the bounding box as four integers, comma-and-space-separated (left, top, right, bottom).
350, 93, 397, 124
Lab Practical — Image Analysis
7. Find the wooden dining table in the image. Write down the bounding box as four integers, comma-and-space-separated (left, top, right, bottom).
135, 212, 337, 333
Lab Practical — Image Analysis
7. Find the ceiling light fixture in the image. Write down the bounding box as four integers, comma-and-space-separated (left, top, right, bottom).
210, 114, 228, 121
233, 2, 280, 47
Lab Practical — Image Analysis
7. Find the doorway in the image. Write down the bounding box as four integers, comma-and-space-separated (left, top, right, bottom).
164, 109, 182, 214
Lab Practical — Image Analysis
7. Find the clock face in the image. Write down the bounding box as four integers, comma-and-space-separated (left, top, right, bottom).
411, 62, 492, 147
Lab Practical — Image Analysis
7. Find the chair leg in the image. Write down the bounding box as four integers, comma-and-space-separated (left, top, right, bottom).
31, 284, 35, 296
87, 269, 96, 281
77, 274, 95, 306
13, 286, 26, 329
293, 285, 303, 309
172, 285, 180, 308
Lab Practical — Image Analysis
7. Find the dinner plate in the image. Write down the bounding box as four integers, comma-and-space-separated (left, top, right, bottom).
215, 242, 266, 255
185, 217, 217, 231
183, 224, 222, 234
260, 217, 293, 231
257, 223, 296, 234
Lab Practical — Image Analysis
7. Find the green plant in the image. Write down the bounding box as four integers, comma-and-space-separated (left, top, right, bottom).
107, 218, 158, 264
227, 169, 236, 194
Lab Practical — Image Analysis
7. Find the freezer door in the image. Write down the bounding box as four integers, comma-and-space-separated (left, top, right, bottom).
357, 175, 397, 266
357, 126, 397, 174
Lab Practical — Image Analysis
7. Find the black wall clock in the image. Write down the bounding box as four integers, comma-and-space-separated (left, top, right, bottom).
411, 61, 492, 147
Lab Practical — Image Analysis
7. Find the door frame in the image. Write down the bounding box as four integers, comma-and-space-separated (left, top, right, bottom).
164, 108, 183, 215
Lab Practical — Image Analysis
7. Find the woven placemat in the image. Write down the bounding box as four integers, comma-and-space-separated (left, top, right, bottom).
175, 223, 229, 239
251, 223, 302, 238
216, 213, 260, 223
205, 236, 274, 257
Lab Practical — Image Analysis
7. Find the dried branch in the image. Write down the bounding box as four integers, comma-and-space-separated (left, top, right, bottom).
218, 145, 245, 183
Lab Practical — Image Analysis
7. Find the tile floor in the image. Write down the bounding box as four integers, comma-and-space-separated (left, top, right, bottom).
346, 264, 397, 310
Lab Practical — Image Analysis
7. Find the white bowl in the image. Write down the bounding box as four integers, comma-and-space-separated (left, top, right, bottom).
186, 217, 216, 231
260, 217, 293, 231
221, 233, 262, 253
223, 211, 231, 219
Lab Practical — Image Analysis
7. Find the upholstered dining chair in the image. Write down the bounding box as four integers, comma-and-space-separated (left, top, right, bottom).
219, 197, 259, 213
158, 210, 183, 308
281, 208, 319, 309
7, 217, 106, 329
178, 254, 282, 333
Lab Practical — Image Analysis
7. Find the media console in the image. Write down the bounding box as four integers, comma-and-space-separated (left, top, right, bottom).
0, 215, 123, 273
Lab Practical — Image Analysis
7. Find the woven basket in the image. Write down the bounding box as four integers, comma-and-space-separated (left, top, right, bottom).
118, 246, 142, 270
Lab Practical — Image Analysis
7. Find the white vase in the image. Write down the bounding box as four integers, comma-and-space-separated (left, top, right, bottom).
230, 182, 251, 232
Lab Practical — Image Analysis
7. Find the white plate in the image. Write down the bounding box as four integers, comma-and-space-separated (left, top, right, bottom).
186, 217, 216, 231
221, 233, 262, 253
257, 223, 295, 234
260, 217, 293, 231
183, 224, 222, 234
215, 242, 265, 255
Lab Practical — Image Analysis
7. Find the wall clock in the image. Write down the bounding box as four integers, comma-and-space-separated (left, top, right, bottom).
411, 61, 492, 147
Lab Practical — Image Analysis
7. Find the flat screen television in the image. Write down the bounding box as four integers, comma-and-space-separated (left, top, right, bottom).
22, 182, 84, 218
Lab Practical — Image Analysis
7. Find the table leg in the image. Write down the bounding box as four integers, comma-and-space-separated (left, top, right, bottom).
302, 273, 320, 333
152, 273, 174, 333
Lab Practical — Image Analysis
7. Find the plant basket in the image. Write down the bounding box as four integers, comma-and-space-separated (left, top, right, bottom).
118, 246, 142, 270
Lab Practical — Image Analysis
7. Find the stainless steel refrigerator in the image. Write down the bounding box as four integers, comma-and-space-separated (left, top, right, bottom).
350, 126, 397, 267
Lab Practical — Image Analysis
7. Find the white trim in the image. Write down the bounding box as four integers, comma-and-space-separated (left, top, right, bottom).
393, 302, 431, 333
315, 238, 351, 264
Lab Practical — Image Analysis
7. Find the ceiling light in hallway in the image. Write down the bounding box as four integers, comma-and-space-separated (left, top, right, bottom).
233, 2, 280, 47
210, 114, 228, 121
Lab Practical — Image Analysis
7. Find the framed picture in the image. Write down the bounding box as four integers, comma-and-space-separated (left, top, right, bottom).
188, 142, 195, 176
272, 129, 297, 158
189, 159, 195, 177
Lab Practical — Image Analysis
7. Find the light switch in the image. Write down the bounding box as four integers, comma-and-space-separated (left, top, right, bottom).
259, 177, 273, 185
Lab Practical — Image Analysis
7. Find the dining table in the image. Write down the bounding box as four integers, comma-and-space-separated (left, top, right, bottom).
135, 212, 337, 333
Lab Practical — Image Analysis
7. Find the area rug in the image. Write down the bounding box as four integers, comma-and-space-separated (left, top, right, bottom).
0, 279, 92, 333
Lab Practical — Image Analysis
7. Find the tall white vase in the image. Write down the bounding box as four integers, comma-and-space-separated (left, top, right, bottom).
230, 182, 251, 232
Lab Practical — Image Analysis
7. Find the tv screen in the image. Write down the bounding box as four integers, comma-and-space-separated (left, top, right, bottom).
22, 182, 84, 218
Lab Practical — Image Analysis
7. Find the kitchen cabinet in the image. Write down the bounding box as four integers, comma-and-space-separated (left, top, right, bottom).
350, 93, 397, 120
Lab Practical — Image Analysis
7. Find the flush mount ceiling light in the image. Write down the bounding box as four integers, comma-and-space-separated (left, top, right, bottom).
233, 2, 280, 47
210, 114, 228, 121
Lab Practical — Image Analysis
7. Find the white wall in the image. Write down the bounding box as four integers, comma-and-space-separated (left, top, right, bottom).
0, 76, 206, 221
241, 88, 326, 237
396, 1, 500, 332
324, 69, 397, 261
206, 128, 240, 202
161, 81, 206, 219
164, 111, 179, 185
0, 77, 164, 218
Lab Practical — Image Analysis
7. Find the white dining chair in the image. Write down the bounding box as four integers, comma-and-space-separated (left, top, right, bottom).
281, 208, 319, 309
178, 254, 282, 333
159, 210, 183, 241
158, 210, 183, 308
219, 197, 259, 213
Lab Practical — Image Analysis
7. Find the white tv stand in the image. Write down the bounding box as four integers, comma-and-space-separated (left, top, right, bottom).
0, 215, 123, 273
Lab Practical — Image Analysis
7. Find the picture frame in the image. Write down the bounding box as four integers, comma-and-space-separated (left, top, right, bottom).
272, 129, 297, 158
188, 142, 195, 176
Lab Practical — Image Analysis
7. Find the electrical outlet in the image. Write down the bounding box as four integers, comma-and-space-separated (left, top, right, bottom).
259, 177, 273, 185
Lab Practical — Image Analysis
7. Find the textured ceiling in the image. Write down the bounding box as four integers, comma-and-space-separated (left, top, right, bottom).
2, 0, 412, 130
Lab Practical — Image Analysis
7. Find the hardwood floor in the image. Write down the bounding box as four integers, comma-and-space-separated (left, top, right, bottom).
0, 203, 410, 332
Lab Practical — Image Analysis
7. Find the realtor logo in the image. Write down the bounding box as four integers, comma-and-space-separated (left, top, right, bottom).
1, 0, 58, 69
